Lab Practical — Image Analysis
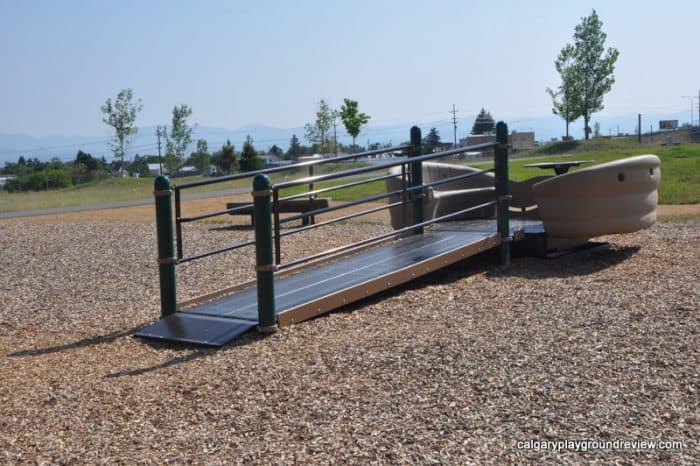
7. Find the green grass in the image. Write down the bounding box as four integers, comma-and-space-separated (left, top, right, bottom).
471, 139, 700, 204
0, 163, 370, 213
1, 141, 698, 213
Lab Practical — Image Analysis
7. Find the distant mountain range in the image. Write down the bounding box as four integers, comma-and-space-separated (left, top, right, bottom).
0, 110, 690, 164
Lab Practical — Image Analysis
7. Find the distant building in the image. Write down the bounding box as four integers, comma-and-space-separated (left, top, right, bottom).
0, 175, 17, 187
509, 131, 536, 151
148, 163, 164, 177
459, 131, 536, 155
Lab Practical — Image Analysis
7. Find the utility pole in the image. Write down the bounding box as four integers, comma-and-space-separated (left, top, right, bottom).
156, 126, 164, 176
638, 114, 642, 144
449, 104, 459, 147
332, 112, 339, 155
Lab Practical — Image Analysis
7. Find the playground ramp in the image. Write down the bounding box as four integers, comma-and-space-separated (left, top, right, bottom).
136, 219, 542, 346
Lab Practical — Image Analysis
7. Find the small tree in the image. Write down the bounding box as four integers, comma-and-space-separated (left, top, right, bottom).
213, 140, 238, 174
164, 104, 194, 175
423, 128, 441, 153
269, 144, 283, 158
471, 108, 495, 134
101, 88, 142, 173
339, 98, 370, 150
547, 44, 581, 140
569, 10, 619, 140
239, 135, 263, 172
190, 138, 211, 175
286, 134, 302, 160
304, 99, 333, 154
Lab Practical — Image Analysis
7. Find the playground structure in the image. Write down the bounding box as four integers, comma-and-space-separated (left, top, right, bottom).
136, 122, 660, 346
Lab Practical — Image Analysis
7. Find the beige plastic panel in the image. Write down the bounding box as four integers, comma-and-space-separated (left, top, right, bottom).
532, 155, 660, 238
386, 163, 496, 229
386, 162, 551, 229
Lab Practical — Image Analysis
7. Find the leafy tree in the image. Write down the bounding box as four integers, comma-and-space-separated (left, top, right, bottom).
239, 135, 263, 172
471, 108, 495, 135
189, 138, 211, 175
130, 155, 150, 177
423, 128, 441, 153
304, 99, 333, 153
268, 144, 283, 158
546, 44, 580, 140
101, 89, 143, 173
339, 98, 370, 150
285, 134, 303, 160
164, 104, 194, 175
75, 150, 101, 172
568, 9, 619, 140
213, 140, 238, 174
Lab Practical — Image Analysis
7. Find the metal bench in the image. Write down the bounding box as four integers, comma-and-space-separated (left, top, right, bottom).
226, 197, 331, 226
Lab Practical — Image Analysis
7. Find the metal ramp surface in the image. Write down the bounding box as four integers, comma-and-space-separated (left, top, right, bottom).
136, 220, 540, 346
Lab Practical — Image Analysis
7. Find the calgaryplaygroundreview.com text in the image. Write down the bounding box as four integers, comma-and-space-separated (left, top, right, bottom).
517, 439, 685, 453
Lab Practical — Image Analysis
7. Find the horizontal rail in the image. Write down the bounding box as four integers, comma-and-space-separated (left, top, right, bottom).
279, 188, 405, 224
277, 200, 498, 271
179, 202, 254, 223
278, 200, 404, 239
174, 145, 410, 190
277, 173, 397, 202
274, 141, 499, 190
177, 238, 257, 264
277, 167, 494, 225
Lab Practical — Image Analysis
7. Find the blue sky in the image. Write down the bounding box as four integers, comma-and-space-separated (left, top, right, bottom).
1, 0, 698, 138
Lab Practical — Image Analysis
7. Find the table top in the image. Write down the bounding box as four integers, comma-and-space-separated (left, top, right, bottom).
523, 160, 594, 175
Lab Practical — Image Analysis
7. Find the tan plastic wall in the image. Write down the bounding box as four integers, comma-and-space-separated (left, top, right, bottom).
532, 155, 660, 238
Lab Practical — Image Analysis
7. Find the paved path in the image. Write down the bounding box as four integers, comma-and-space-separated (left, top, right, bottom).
0, 188, 249, 219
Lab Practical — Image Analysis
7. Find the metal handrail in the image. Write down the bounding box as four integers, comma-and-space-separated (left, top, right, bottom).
277, 200, 498, 271
273, 141, 499, 190
173, 144, 410, 190
277, 173, 396, 202
277, 167, 494, 225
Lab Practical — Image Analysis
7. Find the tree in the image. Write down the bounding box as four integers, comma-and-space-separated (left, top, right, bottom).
213, 140, 238, 174
546, 44, 581, 140
339, 98, 370, 151
239, 135, 263, 172
189, 138, 211, 175
164, 104, 194, 175
304, 99, 333, 154
286, 134, 302, 160
101, 89, 142, 173
268, 144, 284, 158
423, 128, 441, 153
568, 9, 619, 140
471, 108, 495, 135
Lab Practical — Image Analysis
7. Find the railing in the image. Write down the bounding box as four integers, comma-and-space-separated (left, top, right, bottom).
152, 123, 511, 325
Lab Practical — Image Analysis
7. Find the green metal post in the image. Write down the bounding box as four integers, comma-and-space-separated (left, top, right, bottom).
252, 174, 277, 332
494, 121, 511, 266
410, 126, 424, 234
154, 176, 177, 317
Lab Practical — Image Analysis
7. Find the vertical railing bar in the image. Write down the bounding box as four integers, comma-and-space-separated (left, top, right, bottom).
174, 187, 183, 260
273, 188, 282, 265
495, 121, 511, 266
252, 174, 277, 332
154, 176, 177, 317
409, 126, 424, 234
401, 162, 409, 228
308, 164, 315, 225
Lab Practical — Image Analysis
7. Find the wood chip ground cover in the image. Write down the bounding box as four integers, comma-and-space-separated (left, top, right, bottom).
0, 215, 697, 464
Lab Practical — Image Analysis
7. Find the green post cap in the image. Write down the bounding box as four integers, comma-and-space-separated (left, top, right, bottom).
154, 175, 171, 191
253, 173, 271, 191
